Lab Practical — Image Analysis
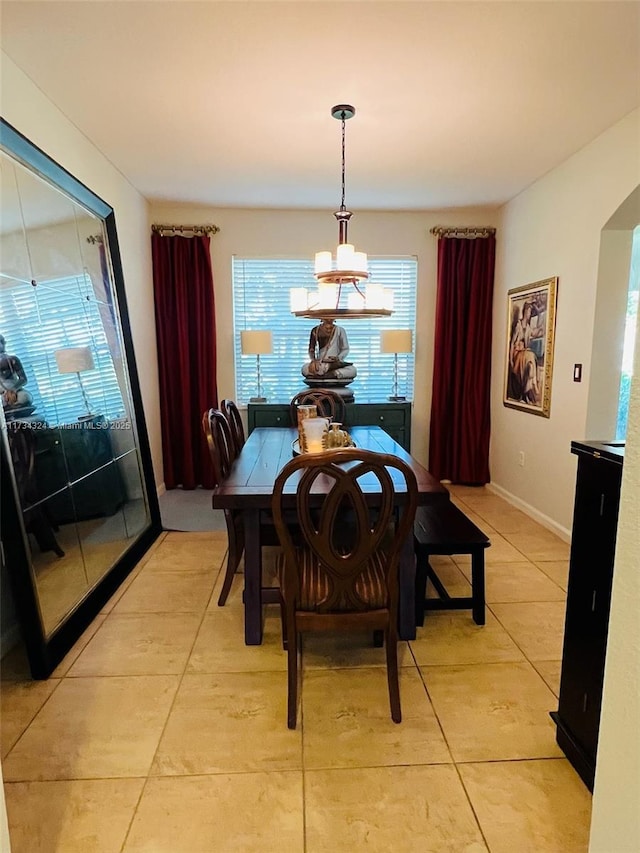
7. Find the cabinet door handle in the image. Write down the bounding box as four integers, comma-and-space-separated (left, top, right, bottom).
276, 417, 281, 423
592, 590, 597, 612
379, 415, 384, 421
599, 494, 605, 516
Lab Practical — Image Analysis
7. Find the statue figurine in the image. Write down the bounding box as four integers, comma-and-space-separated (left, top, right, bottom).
0, 335, 33, 413
301, 319, 357, 383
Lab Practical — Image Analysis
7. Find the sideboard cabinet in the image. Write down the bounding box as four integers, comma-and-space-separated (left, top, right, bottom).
247, 401, 412, 451
551, 439, 624, 790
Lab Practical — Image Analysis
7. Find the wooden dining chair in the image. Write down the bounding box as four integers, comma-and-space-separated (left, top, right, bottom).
272, 447, 419, 729
289, 389, 346, 425
220, 398, 245, 459
202, 407, 244, 606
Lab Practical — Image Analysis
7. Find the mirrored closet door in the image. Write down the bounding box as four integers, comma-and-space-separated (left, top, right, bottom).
0, 119, 161, 677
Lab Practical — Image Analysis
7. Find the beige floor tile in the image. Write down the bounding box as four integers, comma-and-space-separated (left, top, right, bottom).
99, 563, 146, 615
534, 559, 570, 591
187, 609, 287, 673
123, 772, 304, 852
151, 672, 302, 775
51, 615, 107, 677
69, 613, 202, 676
458, 560, 565, 603
302, 667, 451, 770
305, 764, 486, 852
410, 611, 525, 667
459, 758, 591, 853
502, 529, 570, 562
533, 660, 562, 698
141, 537, 227, 573
3, 675, 178, 780
112, 569, 215, 614
302, 631, 412, 669
424, 557, 472, 600
163, 530, 227, 543
422, 661, 562, 762
490, 601, 566, 661
451, 507, 497, 537
5, 778, 144, 853
453, 533, 525, 565
1, 679, 60, 758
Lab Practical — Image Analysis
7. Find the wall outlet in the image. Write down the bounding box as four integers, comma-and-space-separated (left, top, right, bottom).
518, 451, 525, 467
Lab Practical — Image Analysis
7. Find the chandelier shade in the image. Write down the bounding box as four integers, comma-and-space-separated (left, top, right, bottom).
291, 105, 393, 321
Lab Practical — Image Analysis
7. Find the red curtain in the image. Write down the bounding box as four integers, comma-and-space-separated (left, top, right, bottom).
152, 234, 217, 489
428, 235, 496, 485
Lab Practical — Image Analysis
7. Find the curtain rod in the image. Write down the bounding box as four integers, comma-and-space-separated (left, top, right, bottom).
430, 226, 496, 238
151, 224, 220, 236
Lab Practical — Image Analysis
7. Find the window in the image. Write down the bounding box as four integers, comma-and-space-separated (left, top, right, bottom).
616, 226, 640, 440
233, 257, 417, 405
0, 274, 125, 426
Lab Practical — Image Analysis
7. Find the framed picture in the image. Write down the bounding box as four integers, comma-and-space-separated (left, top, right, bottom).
503, 276, 558, 418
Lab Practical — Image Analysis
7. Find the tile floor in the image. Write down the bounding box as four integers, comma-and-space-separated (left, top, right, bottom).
1, 486, 592, 852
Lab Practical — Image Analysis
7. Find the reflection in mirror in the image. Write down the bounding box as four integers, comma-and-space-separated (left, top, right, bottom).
0, 127, 158, 658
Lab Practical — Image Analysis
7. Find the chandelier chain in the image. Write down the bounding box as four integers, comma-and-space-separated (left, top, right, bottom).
340, 112, 346, 212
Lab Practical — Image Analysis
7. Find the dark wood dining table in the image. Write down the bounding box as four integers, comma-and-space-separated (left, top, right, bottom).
212, 425, 450, 644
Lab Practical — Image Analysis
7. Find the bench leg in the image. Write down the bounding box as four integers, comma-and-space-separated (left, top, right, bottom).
414, 551, 428, 627
471, 550, 486, 626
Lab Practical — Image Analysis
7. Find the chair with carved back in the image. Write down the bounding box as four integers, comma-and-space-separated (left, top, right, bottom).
289, 389, 346, 426
220, 398, 245, 459
202, 407, 244, 606
271, 447, 419, 729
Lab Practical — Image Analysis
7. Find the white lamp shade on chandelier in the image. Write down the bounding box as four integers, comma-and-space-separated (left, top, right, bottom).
290, 105, 393, 321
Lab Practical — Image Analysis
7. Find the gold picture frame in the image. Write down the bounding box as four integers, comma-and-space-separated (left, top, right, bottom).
503, 276, 558, 418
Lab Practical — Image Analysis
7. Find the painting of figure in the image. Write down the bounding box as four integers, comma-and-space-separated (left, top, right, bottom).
503, 277, 558, 417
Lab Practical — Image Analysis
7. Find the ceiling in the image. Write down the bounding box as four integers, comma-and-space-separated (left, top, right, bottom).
1, 1, 639, 211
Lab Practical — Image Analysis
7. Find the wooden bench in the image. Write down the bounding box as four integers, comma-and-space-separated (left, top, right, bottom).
414, 501, 490, 626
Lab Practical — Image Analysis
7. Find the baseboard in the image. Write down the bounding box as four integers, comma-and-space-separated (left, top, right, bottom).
486, 482, 572, 543
1, 623, 22, 659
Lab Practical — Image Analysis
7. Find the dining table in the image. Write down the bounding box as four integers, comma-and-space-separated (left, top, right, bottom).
212, 425, 450, 645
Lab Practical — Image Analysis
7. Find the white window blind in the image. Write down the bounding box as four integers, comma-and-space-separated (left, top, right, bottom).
232, 257, 417, 405
0, 275, 125, 425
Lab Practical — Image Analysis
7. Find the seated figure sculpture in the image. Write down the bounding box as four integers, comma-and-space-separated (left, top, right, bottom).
0, 334, 33, 415
301, 319, 357, 384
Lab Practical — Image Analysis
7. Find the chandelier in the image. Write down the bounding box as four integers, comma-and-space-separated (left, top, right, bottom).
290, 105, 394, 320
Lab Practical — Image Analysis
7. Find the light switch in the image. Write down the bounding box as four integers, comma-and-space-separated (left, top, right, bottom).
573, 363, 582, 382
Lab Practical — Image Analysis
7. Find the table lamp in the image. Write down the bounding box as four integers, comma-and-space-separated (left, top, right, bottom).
241, 330, 272, 403
380, 329, 412, 401
54, 346, 95, 418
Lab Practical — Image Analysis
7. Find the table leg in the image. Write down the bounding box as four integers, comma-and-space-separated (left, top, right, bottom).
471, 549, 486, 626
243, 509, 263, 645
398, 532, 417, 640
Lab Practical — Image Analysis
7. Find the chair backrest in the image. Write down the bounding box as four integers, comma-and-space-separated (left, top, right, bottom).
202, 408, 235, 485
272, 448, 418, 613
289, 389, 346, 425
220, 398, 246, 459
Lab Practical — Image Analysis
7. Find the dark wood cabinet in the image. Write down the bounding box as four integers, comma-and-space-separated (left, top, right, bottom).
552, 439, 624, 790
247, 401, 412, 451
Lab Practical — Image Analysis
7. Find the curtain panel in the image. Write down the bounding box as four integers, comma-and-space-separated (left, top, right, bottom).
152, 233, 217, 489
428, 235, 496, 484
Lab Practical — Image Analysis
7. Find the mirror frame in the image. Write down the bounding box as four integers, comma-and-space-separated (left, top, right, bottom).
0, 118, 162, 677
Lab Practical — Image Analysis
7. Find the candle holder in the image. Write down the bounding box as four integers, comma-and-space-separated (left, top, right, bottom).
300, 417, 329, 453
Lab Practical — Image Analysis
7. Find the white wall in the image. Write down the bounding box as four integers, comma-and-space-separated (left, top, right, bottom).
148, 204, 496, 467
1, 53, 163, 485
589, 306, 640, 852
491, 109, 640, 534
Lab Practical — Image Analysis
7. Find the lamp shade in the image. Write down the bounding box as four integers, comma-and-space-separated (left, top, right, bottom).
241, 330, 272, 355
380, 329, 412, 354
54, 346, 95, 374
